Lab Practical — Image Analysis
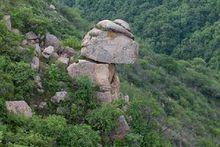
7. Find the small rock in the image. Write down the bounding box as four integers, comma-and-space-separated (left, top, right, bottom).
3, 15, 12, 31
51, 52, 59, 60
42, 46, 55, 58
34, 75, 44, 93
58, 57, 69, 65
5, 101, 33, 117
38, 102, 47, 109
26, 32, 38, 40
45, 33, 60, 51
21, 40, 28, 46
49, 4, 56, 10
31, 57, 40, 70
56, 107, 66, 114
12, 29, 20, 35
60, 47, 77, 58
51, 91, 68, 103
34, 43, 41, 56
123, 95, 130, 102
114, 19, 131, 32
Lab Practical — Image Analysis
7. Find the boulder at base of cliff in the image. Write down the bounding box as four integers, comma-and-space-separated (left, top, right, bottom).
5, 101, 33, 117
67, 60, 120, 103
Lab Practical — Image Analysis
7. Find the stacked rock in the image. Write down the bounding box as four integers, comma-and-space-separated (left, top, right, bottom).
67, 19, 139, 103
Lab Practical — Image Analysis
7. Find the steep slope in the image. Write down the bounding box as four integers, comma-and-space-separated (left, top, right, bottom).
64, 0, 220, 146
0, 0, 219, 147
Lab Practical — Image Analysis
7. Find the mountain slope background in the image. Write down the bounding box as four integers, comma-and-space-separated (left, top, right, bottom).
0, 0, 219, 146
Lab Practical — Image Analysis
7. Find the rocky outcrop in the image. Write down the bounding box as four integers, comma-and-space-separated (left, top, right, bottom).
67, 60, 120, 102
5, 101, 33, 117
67, 19, 138, 103
116, 115, 130, 139
81, 20, 138, 64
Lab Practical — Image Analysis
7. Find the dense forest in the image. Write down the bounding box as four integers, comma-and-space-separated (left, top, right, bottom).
0, 0, 219, 146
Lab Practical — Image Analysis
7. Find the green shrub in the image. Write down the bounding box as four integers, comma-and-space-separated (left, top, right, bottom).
8, 62, 35, 100
58, 125, 100, 147
86, 104, 122, 144
62, 36, 81, 50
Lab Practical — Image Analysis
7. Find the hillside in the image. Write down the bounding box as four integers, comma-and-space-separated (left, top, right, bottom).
0, 0, 220, 147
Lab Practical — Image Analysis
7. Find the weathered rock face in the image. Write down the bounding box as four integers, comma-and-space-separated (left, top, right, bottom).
6, 101, 33, 117
42, 46, 55, 58
31, 56, 40, 70
26, 32, 38, 40
116, 115, 130, 139
81, 19, 139, 64
113, 19, 131, 31
67, 60, 120, 103
45, 33, 60, 50
68, 19, 137, 103
60, 47, 76, 58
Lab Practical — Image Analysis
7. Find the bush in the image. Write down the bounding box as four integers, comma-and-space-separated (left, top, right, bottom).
62, 36, 81, 50
86, 104, 122, 144
8, 62, 35, 100
58, 125, 100, 147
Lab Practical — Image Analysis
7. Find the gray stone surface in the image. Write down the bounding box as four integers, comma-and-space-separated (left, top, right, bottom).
6, 101, 33, 117
51, 91, 68, 103
42, 46, 55, 58
67, 60, 120, 102
114, 19, 131, 31
81, 28, 139, 64
45, 33, 60, 50
31, 56, 40, 70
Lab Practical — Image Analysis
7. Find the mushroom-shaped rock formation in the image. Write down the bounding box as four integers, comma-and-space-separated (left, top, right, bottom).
67, 19, 138, 103
81, 19, 139, 64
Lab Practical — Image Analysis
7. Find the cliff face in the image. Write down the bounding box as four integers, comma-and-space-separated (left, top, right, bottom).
68, 19, 139, 103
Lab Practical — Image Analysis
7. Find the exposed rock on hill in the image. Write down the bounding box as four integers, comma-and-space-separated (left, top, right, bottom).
67, 60, 120, 103
45, 33, 60, 51
68, 19, 139, 103
6, 101, 33, 117
81, 19, 138, 64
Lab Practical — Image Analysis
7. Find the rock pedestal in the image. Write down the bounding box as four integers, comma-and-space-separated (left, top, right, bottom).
67, 19, 139, 103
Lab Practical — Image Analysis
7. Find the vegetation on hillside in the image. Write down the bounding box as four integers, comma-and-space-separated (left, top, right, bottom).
0, 0, 219, 146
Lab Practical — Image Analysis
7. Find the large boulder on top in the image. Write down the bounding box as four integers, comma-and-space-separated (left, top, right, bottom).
5, 101, 33, 117
81, 19, 139, 64
67, 60, 120, 102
